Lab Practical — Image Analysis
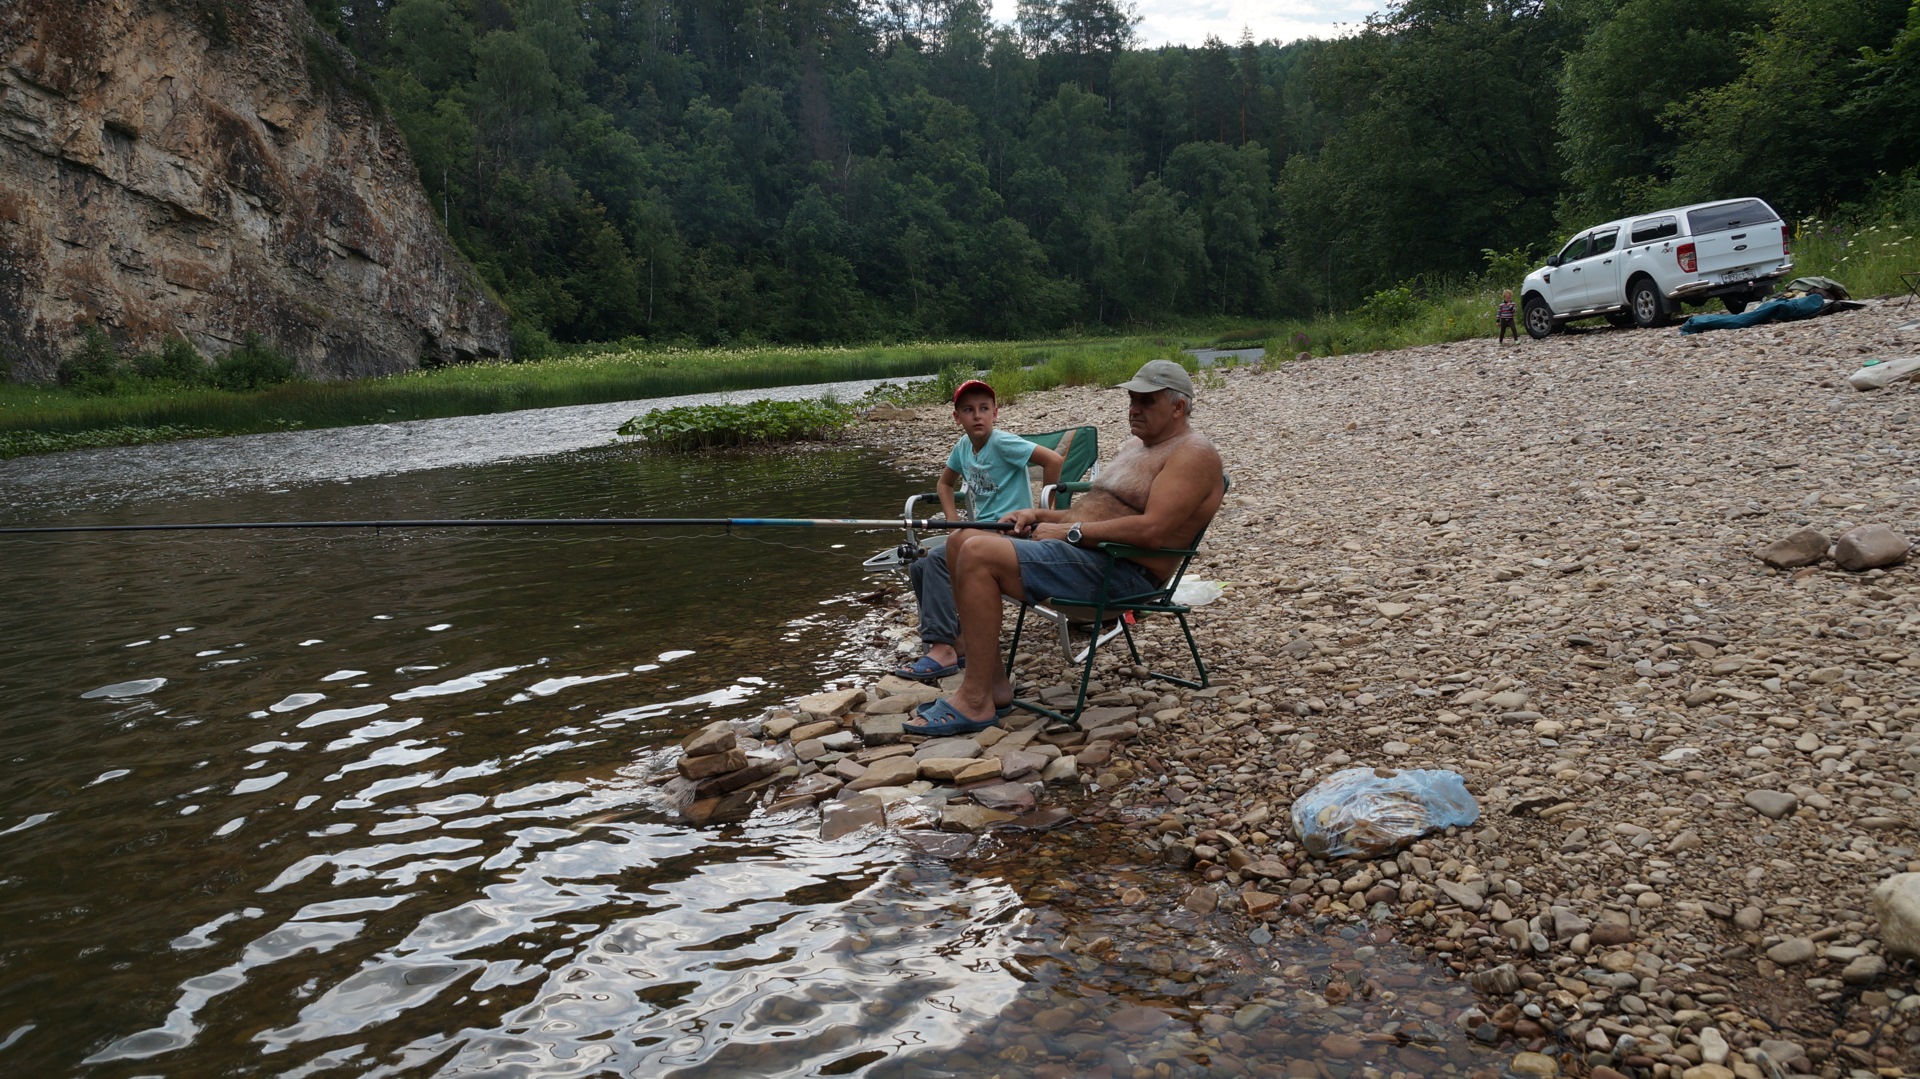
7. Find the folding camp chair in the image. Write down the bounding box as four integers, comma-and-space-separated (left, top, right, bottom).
862, 426, 1099, 573
1007, 474, 1230, 726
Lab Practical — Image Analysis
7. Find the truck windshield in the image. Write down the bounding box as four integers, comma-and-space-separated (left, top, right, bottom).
1687, 200, 1779, 235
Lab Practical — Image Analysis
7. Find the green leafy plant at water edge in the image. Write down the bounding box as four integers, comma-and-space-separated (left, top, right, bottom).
616, 399, 857, 452
0, 424, 219, 459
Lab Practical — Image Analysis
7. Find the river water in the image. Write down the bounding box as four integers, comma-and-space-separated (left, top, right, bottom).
0, 385, 1499, 1078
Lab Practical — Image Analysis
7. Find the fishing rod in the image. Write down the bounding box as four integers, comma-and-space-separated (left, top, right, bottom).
0, 516, 1021, 536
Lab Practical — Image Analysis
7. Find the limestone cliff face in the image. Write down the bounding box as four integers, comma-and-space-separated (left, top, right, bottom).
0, 0, 509, 381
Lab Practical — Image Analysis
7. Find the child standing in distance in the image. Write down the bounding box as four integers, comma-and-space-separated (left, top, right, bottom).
1496, 289, 1519, 344
894, 379, 1063, 682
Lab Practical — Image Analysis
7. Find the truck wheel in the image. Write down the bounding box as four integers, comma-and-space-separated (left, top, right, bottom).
1522, 296, 1555, 339
1723, 294, 1749, 314
1629, 278, 1669, 328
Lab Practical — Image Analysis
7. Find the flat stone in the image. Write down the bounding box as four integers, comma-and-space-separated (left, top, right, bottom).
788, 719, 842, 743
1841, 953, 1887, 984
1003, 807, 1075, 831
856, 716, 905, 745
1041, 755, 1079, 784
677, 746, 747, 779
819, 794, 886, 839
1243, 890, 1282, 917
1074, 706, 1138, 729
778, 772, 843, 802
796, 688, 865, 721
872, 674, 940, 699
1765, 937, 1815, 965
967, 781, 1036, 814
846, 756, 920, 791
680, 720, 737, 757
1438, 880, 1486, 911
1744, 789, 1799, 820
1510, 1051, 1558, 1077
918, 757, 999, 784
1318, 1033, 1363, 1059
900, 831, 976, 857
1756, 527, 1829, 569
1242, 859, 1292, 881
998, 749, 1047, 779
912, 736, 981, 760
695, 757, 785, 795
1107, 1006, 1173, 1034
940, 804, 1016, 833
684, 789, 758, 826
1680, 1066, 1735, 1079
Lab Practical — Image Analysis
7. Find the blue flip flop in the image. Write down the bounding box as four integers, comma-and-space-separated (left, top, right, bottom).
903, 698, 1003, 738
893, 655, 966, 682
915, 698, 1015, 721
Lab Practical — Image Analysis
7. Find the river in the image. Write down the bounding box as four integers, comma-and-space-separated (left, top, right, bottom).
0, 384, 1497, 1078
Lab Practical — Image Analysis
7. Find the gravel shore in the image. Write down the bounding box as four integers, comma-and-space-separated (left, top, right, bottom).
852, 302, 1920, 1078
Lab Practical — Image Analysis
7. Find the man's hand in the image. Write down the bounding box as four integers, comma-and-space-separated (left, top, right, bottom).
1028, 521, 1074, 542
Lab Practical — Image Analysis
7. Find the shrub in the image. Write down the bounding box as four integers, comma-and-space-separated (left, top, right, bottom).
131, 338, 209, 387
510, 319, 559, 362
211, 334, 297, 391
616, 398, 856, 452
1481, 246, 1537, 293
56, 325, 127, 395
1358, 285, 1422, 326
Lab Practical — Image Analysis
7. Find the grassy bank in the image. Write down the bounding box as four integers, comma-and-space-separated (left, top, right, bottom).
0, 337, 1189, 459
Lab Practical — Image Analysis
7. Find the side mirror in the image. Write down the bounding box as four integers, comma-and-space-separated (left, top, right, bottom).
1546, 255, 1562, 268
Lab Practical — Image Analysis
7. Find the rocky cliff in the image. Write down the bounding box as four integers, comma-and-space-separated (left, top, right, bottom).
0, 0, 509, 382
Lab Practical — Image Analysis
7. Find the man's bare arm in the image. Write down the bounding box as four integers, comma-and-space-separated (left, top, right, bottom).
1033, 441, 1222, 548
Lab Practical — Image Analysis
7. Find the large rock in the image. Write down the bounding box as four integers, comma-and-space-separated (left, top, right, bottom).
1871, 873, 1920, 958
1756, 528, 1828, 569
1830, 524, 1910, 571
0, 0, 508, 381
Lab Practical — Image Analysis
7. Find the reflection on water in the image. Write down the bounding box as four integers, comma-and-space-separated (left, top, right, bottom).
0, 420, 1496, 1078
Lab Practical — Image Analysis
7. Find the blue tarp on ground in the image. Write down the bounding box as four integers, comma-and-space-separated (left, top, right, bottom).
1680, 293, 1827, 334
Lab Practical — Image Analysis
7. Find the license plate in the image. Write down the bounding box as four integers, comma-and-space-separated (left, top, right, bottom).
1723, 270, 1754, 284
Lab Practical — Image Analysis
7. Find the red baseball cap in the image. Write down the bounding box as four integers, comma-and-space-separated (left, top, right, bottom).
952, 379, 995, 403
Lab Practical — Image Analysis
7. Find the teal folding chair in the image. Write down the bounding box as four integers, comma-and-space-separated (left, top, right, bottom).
1007, 474, 1229, 726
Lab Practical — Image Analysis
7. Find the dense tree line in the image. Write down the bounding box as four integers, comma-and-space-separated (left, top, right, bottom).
304, 0, 1920, 350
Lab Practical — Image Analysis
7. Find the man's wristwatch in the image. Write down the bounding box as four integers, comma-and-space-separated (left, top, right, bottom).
1065, 522, 1083, 546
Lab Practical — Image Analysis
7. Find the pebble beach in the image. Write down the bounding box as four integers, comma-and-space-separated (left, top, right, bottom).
833, 301, 1920, 1078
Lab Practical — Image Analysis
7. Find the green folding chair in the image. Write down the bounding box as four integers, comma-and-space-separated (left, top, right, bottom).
1007, 474, 1229, 726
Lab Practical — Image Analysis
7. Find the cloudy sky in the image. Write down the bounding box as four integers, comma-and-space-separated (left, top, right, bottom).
986, 1, 1384, 47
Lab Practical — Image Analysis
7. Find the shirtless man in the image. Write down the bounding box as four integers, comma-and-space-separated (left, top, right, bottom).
905, 359, 1225, 735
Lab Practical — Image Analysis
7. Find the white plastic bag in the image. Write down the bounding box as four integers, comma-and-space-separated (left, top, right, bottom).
1173, 579, 1225, 606
1848, 355, 1920, 391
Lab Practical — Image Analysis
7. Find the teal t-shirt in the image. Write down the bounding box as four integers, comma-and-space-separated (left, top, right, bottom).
947, 429, 1037, 521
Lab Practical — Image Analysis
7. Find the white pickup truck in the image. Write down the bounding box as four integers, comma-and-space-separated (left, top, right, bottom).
1519, 197, 1793, 338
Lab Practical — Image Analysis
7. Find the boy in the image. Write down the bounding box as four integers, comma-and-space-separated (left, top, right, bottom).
1496, 289, 1519, 344
894, 379, 1063, 682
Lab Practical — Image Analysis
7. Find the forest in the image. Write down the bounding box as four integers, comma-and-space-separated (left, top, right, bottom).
304, 0, 1920, 352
